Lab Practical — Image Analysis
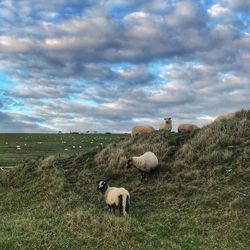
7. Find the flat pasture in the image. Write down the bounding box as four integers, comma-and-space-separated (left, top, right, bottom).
0, 133, 129, 167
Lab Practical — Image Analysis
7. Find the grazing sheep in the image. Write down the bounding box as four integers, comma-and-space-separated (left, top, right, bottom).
97, 180, 130, 216
178, 124, 198, 133
215, 112, 235, 122
159, 117, 172, 132
127, 152, 158, 182
131, 125, 155, 138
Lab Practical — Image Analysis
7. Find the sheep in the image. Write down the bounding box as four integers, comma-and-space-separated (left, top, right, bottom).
131, 125, 155, 138
159, 117, 172, 132
97, 180, 130, 216
214, 112, 235, 122
178, 124, 198, 133
126, 151, 158, 182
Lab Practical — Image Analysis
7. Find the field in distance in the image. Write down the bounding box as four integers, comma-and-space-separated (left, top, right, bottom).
0, 133, 129, 167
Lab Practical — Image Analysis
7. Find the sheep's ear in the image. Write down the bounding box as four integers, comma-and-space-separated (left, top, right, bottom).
97, 180, 101, 184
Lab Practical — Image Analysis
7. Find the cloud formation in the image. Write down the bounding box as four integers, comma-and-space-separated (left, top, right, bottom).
0, 0, 249, 132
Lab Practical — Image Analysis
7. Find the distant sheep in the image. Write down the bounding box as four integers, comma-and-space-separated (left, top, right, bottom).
215, 112, 236, 122
159, 117, 172, 132
131, 125, 155, 138
97, 180, 130, 216
127, 152, 158, 182
178, 124, 198, 133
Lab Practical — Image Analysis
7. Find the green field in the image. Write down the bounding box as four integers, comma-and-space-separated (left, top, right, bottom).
0, 110, 249, 249
0, 133, 129, 167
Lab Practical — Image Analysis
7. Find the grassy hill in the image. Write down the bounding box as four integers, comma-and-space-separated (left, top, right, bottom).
0, 110, 249, 249
0, 133, 128, 167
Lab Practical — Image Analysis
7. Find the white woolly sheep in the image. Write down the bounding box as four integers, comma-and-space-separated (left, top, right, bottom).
97, 180, 130, 216
214, 112, 236, 122
131, 125, 155, 138
178, 124, 198, 133
127, 151, 158, 182
159, 117, 172, 132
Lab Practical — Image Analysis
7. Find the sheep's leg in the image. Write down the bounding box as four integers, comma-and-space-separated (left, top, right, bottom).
125, 195, 130, 214
108, 205, 112, 213
141, 172, 148, 182
140, 172, 144, 182
118, 195, 123, 215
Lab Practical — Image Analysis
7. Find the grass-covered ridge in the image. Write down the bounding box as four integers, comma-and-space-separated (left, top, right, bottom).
1, 110, 249, 249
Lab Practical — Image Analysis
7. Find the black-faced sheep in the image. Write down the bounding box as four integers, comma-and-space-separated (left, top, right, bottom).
131, 125, 155, 139
159, 117, 172, 132
178, 124, 198, 133
127, 152, 158, 182
97, 180, 130, 216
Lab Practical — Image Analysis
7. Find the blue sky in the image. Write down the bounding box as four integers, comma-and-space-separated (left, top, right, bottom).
0, 0, 249, 133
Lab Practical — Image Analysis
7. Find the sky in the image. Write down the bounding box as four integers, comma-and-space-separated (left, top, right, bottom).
0, 0, 249, 133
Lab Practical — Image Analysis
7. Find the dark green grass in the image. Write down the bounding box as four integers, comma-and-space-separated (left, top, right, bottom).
0, 133, 128, 166
0, 110, 250, 249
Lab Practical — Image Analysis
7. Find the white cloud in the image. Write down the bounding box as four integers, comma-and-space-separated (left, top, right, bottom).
208, 4, 232, 19
0, 36, 33, 53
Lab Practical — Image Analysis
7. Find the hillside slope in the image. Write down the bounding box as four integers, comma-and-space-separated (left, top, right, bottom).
0, 110, 249, 250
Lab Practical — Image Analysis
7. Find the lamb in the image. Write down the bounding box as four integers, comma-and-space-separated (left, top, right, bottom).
178, 124, 198, 133
97, 180, 130, 216
127, 151, 158, 182
131, 125, 155, 138
159, 117, 172, 132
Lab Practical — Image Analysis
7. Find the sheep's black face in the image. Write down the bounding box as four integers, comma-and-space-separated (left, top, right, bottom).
127, 158, 133, 169
164, 117, 172, 124
97, 180, 108, 192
